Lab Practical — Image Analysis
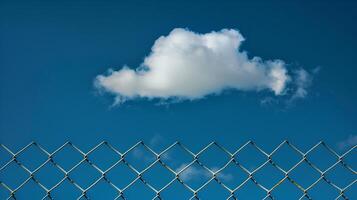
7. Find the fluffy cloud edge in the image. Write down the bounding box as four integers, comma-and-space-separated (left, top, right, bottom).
95, 28, 314, 105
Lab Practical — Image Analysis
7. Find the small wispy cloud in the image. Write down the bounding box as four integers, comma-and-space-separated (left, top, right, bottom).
261, 67, 319, 107
337, 134, 357, 150
176, 164, 233, 182
132, 134, 169, 161
288, 67, 319, 102
149, 134, 165, 147
290, 69, 312, 100
95, 28, 301, 105
131, 147, 156, 163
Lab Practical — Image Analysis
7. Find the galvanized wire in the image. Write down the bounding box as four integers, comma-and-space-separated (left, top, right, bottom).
0, 141, 355, 200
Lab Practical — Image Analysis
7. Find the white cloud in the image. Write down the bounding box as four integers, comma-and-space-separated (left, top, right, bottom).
95, 28, 292, 104
176, 164, 208, 181
261, 67, 318, 106
290, 68, 313, 100
176, 164, 233, 182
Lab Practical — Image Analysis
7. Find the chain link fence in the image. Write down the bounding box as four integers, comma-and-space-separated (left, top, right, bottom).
0, 141, 355, 199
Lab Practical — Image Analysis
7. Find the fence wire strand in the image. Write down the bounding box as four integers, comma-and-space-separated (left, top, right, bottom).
0, 141, 355, 200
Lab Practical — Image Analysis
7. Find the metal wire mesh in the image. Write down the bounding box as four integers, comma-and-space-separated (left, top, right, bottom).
0, 141, 355, 200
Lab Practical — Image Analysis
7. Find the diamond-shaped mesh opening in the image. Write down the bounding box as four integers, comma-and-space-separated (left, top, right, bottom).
86, 178, 118, 199
124, 144, 156, 172
49, 179, 82, 199
271, 178, 302, 199
234, 179, 267, 200
177, 162, 212, 190
198, 180, 230, 199
234, 143, 267, 172
271, 142, 302, 171
197, 143, 230, 171
16, 143, 48, 172
142, 162, 174, 190
69, 160, 102, 189
52, 144, 83, 171
122, 179, 156, 199
1, 161, 29, 189
14, 179, 46, 200
289, 161, 321, 189
34, 161, 64, 189
253, 162, 284, 190
105, 161, 137, 189
87, 143, 120, 171
159, 179, 192, 200
160, 143, 193, 171
306, 144, 338, 171
216, 161, 247, 189
325, 162, 355, 188
306, 179, 340, 200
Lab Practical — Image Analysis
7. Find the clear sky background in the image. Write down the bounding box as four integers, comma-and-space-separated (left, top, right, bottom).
0, 0, 356, 199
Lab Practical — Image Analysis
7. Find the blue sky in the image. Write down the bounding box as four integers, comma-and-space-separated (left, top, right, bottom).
1, 0, 356, 149
0, 0, 356, 199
